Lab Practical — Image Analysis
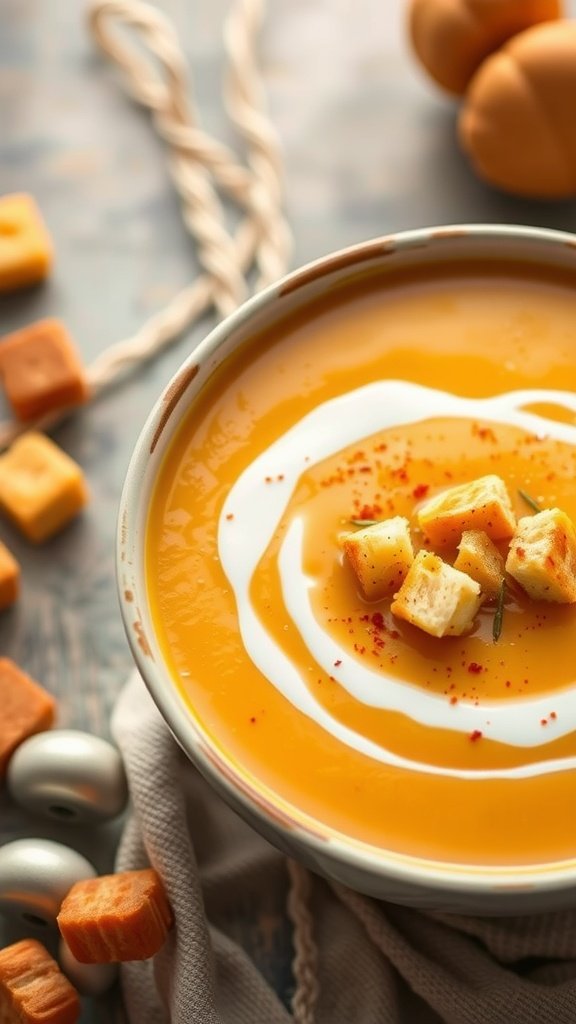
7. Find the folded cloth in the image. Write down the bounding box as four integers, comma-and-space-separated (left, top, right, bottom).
112, 672, 576, 1024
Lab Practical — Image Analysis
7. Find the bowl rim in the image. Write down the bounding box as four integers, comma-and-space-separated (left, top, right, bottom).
118, 222, 576, 897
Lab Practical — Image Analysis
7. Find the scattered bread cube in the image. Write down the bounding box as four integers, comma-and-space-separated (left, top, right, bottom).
0, 541, 19, 611
0, 939, 79, 1024
391, 550, 481, 638
505, 508, 576, 603
0, 319, 88, 422
343, 516, 414, 600
57, 868, 174, 963
0, 658, 56, 778
0, 432, 88, 543
453, 529, 504, 599
0, 194, 53, 293
417, 474, 516, 546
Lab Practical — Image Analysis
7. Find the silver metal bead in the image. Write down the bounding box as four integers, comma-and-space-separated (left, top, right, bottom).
58, 938, 118, 996
0, 838, 96, 929
7, 730, 128, 824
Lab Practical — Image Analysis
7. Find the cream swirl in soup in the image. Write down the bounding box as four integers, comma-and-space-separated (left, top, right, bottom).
219, 382, 576, 779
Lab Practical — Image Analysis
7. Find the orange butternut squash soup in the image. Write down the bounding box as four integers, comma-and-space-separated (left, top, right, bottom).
147, 261, 576, 866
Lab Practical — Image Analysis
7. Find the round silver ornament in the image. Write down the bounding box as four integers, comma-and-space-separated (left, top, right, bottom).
7, 730, 128, 824
0, 838, 96, 928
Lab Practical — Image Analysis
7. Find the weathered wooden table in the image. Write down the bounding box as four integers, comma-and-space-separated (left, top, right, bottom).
1, 1, 576, 1019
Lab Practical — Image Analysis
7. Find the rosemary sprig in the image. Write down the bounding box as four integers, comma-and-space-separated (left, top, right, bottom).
493, 579, 506, 642
518, 489, 541, 514
349, 518, 380, 527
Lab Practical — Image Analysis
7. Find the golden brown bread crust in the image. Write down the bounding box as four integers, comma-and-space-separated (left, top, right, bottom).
391, 550, 482, 637
459, 20, 576, 197
454, 529, 504, 599
417, 474, 516, 547
506, 508, 576, 602
409, 0, 562, 95
343, 517, 414, 600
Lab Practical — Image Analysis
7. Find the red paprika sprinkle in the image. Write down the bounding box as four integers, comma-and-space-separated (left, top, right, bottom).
412, 483, 429, 500
357, 504, 382, 520
225, 513, 234, 521
334, 659, 342, 667
469, 730, 483, 742
468, 662, 483, 674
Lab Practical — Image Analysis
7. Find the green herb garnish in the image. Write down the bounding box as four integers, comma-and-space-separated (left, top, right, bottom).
518, 489, 541, 514
349, 518, 380, 527
493, 579, 506, 642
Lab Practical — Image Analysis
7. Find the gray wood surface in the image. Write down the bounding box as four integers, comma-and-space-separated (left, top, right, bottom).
1, 1, 576, 1019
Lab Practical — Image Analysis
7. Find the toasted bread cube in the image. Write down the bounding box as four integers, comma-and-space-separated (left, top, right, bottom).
453, 529, 504, 599
57, 868, 174, 963
0, 541, 19, 610
0, 432, 88, 543
0, 658, 56, 778
343, 516, 414, 600
0, 193, 53, 293
0, 939, 79, 1024
505, 508, 576, 603
0, 319, 88, 422
417, 474, 516, 547
391, 550, 481, 638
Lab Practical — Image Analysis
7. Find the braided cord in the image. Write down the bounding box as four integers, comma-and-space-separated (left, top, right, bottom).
0, 0, 292, 448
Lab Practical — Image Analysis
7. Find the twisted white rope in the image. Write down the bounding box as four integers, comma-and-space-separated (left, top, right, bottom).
224, 0, 292, 286
0, 0, 292, 448
287, 859, 321, 1024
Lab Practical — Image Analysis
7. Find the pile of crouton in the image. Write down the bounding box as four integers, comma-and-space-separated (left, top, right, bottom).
342, 474, 576, 639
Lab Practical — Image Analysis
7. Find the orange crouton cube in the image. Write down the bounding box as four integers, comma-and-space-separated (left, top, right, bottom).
0, 939, 79, 1024
58, 868, 174, 963
0, 193, 53, 293
391, 550, 481, 638
0, 319, 88, 422
0, 541, 19, 610
0, 432, 88, 543
506, 508, 576, 603
0, 658, 56, 778
417, 474, 516, 546
453, 529, 504, 599
343, 516, 414, 599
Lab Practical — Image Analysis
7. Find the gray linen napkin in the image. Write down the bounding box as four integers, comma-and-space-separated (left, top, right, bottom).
112, 672, 576, 1024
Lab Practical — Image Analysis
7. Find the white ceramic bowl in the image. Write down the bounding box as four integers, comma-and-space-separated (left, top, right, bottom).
118, 224, 576, 914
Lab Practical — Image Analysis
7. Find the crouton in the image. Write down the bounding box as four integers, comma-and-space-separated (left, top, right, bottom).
343, 516, 414, 600
0, 193, 53, 293
505, 508, 576, 603
0, 432, 88, 543
453, 529, 504, 599
0, 540, 19, 611
0, 318, 88, 422
57, 869, 173, 963
417, 474, 516, 546
391, 550, 481, 638
0, 939, 79, 1023
0, 658, 56, 779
